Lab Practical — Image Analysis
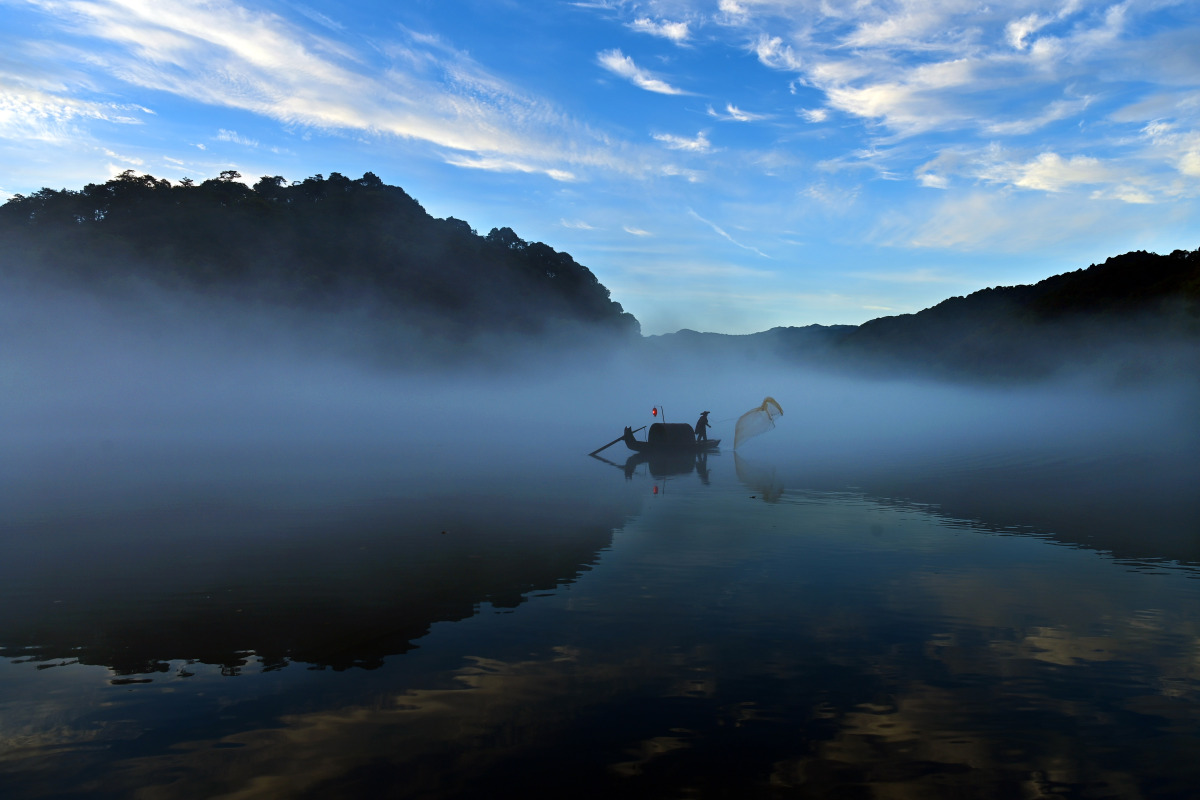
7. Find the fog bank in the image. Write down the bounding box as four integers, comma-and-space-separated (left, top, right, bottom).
3, 279, 1196, 531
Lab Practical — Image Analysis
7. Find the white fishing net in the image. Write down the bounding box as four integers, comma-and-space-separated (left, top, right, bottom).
733, 397, 783, 450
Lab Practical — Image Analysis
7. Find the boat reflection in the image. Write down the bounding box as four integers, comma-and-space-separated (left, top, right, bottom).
591, 450, 716, 483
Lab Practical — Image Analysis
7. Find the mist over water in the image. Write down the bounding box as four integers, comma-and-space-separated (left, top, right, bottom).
5, 277, 1198, 565
3, 280, 1199, 798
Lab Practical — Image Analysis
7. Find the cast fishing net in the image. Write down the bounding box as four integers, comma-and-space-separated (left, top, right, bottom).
733, 397, 783, 450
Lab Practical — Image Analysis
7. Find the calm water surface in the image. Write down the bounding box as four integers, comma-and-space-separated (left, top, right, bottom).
3, 431, 1200, 799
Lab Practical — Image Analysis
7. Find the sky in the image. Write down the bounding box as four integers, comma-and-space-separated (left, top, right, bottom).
2, 0, 1198, 335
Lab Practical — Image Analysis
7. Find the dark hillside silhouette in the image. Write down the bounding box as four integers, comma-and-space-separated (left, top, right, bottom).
646, 248, 1199, 381
3, 170, 1196, 379
0, 170, 639, 348
838, 248, 1200, 379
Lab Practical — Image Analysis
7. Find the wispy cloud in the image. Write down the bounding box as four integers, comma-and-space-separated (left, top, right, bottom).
629, 17, 690, 44
560, 218, 596, 229
980, 151, 1129, 195
623, 225, 652, 236
216, 128, 258, 147
707, 103, 770, 122
688, 209, 770, 258
895, 188, 1152, 253
444, 155, 577, 182
16, 0, 679, 185
0, 81, 147, 143
653, 131, 712, 153
752, 34, 802, 71
597, 49, 689, 95
983, 96, 1093, 136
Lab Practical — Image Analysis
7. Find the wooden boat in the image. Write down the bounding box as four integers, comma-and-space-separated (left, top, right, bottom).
622, 423, 720, 453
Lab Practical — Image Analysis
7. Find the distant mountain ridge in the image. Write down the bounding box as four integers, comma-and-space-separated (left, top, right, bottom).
0, 170, 640, 348
836, 248, 1200, 378
2, 170, 1196, 379
652, 248, 1200, 380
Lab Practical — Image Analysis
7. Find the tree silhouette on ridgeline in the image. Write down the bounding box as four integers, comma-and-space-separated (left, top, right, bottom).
0, 170, 639, 341
646, 248, 1200, 381
4, 170, 1197, 378
834, 248, 1200, 378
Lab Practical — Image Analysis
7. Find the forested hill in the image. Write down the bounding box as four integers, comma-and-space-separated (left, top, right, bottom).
649, 248, 1200, 381
836, 248, 1200, 378
0, 170, 639, 342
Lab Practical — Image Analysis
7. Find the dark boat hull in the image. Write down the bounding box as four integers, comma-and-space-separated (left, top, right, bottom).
623, 438, 720, 453
622, 424, 720, 454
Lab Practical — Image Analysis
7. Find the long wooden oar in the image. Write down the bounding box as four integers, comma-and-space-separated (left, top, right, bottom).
589, 426, 645, 456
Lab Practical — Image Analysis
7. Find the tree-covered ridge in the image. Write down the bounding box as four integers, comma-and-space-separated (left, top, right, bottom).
837, 247, 1200, 378
0, 170, 639, 339
647, 248, 1200, 381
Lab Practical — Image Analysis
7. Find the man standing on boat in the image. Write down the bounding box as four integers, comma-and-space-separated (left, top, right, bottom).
695, 411, 711, 442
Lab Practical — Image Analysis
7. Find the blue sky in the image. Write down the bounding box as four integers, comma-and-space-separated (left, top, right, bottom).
2, 0, 1198, 334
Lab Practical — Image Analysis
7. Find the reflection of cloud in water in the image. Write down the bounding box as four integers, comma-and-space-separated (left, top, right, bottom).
6, 488, 1200, 798
104, 649, 660, 799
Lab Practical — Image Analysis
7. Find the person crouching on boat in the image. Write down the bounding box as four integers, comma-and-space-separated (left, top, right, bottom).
695, 411, 711, 441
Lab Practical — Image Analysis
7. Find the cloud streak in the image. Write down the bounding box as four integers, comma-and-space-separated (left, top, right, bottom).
629, 17, 690, 44
12, 0, 687, 185
708, 103, 770, 122
688, 209, 770, 258
653, 131, 712, 152
597, 49, 689, 95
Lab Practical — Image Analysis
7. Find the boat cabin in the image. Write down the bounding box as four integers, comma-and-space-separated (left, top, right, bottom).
646, 422, 696, 445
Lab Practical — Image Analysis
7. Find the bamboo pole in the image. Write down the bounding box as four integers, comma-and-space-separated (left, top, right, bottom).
589, 426, 645, 456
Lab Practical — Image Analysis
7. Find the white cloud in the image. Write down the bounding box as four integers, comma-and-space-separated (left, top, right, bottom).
981, 151, 1116, 193
0, 82, 147, 143
1136, 122, 1200, 182
17, 0, 683, 187
843, 3, 962, 49
707, 103, 769, 122
752, 34, 802, 71
294, 4, 344, 32
597, 49, 689, 95
653, 131, 712, 153
717, 0, 748, 18
919, 172, 949, 189
629, 17, 690, 44
623, 225, 652, 236
819, 58, 978, 137
1090, 185, 1154, 204
1006, 13, 1048, 51
893, 188, 1170, 253
443, 154, 577, 182
560, 218, 596, 229
983, 96, 1092, 136
216, 128, 258, 147
798, 107, 828, 123
1180, 150, 1200, 178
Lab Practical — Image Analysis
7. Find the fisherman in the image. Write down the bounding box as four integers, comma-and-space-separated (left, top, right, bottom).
694, 411, 711, 441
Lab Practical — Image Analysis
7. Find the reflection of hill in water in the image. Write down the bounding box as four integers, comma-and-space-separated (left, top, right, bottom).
0, 450, 643, 676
